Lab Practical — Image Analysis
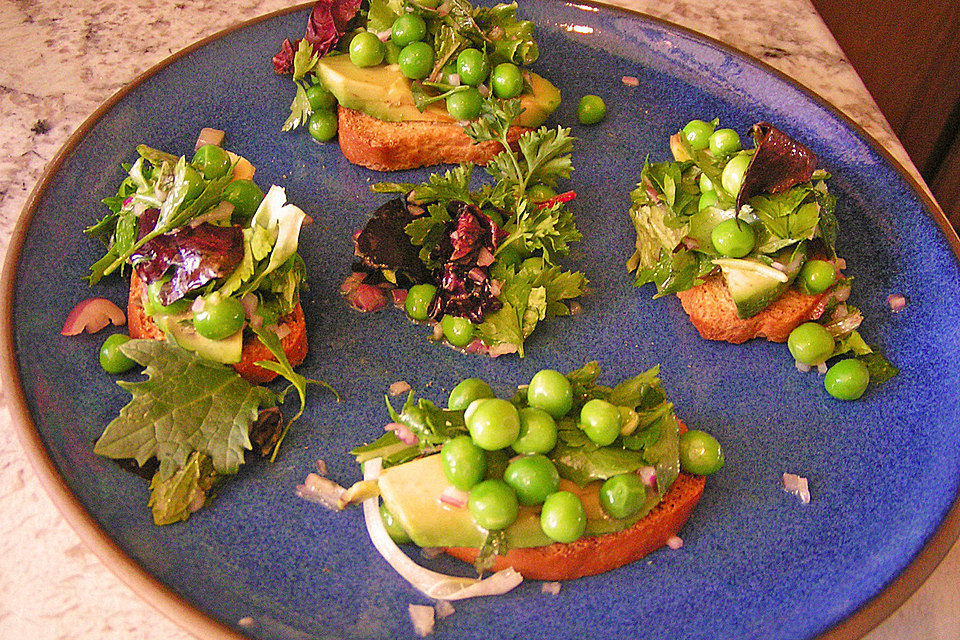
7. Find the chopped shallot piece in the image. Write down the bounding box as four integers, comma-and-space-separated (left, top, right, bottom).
61, 298, 126, 336
195, 127, 225, 150
409, 604, 435, 637
622, 75, 640, 86
783, 473, 811, 504
315, 459, 328, 476
389, 380, 412, 396
816, 362, 828, 375
887, 294, 907, 312
795, 361, 812, 373
637, 466, 658, 488
666, 535, 683, 550
439, 486, 469, 509
434, 600, 455, 620
385, 422, 419, 445
541, 582, 562, 595
392, 289, 408, 307
348, 283, 389, 312
296, 473, 347, 510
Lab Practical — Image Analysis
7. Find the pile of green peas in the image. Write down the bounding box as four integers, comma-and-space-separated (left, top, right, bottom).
787, 322, 870, 400
435, 370, 725, 544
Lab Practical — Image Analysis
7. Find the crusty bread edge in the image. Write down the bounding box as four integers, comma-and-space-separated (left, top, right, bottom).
127, 272, 307, 384
337, 106, 529, 171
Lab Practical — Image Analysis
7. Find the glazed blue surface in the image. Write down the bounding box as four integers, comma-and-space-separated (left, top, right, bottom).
8, 3, 960, 640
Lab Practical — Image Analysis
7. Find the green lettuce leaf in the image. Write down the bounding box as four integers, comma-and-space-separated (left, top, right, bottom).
148, 450, 220, 525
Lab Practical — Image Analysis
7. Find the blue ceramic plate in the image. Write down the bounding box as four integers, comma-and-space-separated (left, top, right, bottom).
5, 2, 960, 640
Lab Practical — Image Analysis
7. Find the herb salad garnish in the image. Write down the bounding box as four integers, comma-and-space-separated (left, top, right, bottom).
344, 97, 586, 357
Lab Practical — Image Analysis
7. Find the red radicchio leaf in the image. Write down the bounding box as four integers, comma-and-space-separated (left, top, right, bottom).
735, 122, 817, 212
273, 0, 363, 75
131, 222, 244, 305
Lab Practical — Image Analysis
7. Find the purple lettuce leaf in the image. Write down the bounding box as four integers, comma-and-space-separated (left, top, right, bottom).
273, 0, 363, 74
736, 122, 817, 211
131, 222, 244, 305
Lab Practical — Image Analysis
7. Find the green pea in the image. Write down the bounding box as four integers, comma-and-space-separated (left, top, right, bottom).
305, 82, 336, 110
682, 119, 715, 151
540, 491, 586, 543
799, 259, 837, 294
678, 430, 725, 475
708, 128, 742, 157
448, 378, 495, 411
526, 184, 556, 203
391, 14, 427, 47
456, 48, 490, 86
99, 334, 136, 374
824, 359, 870, 400
491, 62, 524, 99
440, 314, 475, 347
380, 502, 411, 543
404, 283, 436, 321
441, 435, 487, 490
145, 280, 191, 316
787, 322, 835, 366
504, 454, 560, 506
721, 153, 752, 195
577, 94, 607, 125
468, 479, 519, 530
579, 398, 622, 446
445, 87, 482, 121
349, 31, 385, 68
307, 109, 338, 142
527, 369, 573, 419
180, 164, 205, 201
192, 295, 245, 340
599, 473, 646, 519
191, 144, 232, 180
398, 41, 434, 80
699, 190, 719, 211
711, 218, 755, 257
466, 398, 520, 451
512, 406, 558, 454
222, 179, 264, 224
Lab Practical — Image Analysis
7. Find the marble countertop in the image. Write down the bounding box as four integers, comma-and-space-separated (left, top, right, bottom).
0, 1, 956, 639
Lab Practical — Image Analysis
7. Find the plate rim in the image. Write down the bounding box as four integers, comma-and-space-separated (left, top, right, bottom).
3, 1, 959, 639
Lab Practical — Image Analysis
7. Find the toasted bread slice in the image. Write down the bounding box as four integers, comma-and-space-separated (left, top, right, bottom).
676, 275, 826, 343
127, 273, 307, 384
445, 472, 705, 581
337, 106, 529, 171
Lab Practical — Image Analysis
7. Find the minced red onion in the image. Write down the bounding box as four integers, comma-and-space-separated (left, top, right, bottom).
783, 473, 811, 504
464, 338, 488, 354
434, 600, 455, 620
348, 283, 389, 312
376, 29, 392, 41
477, 247, 495, 267
666, 536, 683, 549
431, 322, 445, 340
439, 486, 469, 509
392, 289, 408, 308
195, 127, 225, 150
681, 237, 700, 250
389, 380, 412, 396
191, 297, 206, 313
448, 73, 461, 86
622, 75, 640, 86
887, 294, 907, 312
409, 604, 435, 637
315, 459, 328, 476
477, 85, 490, 98
385, 422, 419, 445
637, 465, 657, 488
340, 271, 365, 295
569, 301, 582, 316
834, 284, 851, 302
296, 473, 347, 510
274, 323, 291, 340
795, 361, 812, 373
61, 297, 127, 336
541, 582, 562, 595
816, 362, 828, 375
488, 343, 519, 358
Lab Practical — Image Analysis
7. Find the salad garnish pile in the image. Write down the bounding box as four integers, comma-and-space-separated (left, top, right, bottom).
274, 0, 553, 141
626, 119, 897, 399
340, 98, 585, 356
301, 363, 722, 596
82, 133, 328, 524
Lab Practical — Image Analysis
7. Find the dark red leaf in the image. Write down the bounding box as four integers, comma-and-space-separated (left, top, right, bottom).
131, 223, 244, 305
274, 0, 363, 74
736, 123, 817, 211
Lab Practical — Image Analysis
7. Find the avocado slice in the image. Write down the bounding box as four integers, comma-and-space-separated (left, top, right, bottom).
316, 55, 560, 127
155, 315, 243, 364
377, 454, 658, 549
714, 251, 805, 318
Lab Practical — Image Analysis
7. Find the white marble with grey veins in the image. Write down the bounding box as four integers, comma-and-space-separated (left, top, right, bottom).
1, 1, 953, 640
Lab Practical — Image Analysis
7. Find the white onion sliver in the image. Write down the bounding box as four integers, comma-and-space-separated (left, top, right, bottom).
361, 459, 523, 600
409, 604, 435, 637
